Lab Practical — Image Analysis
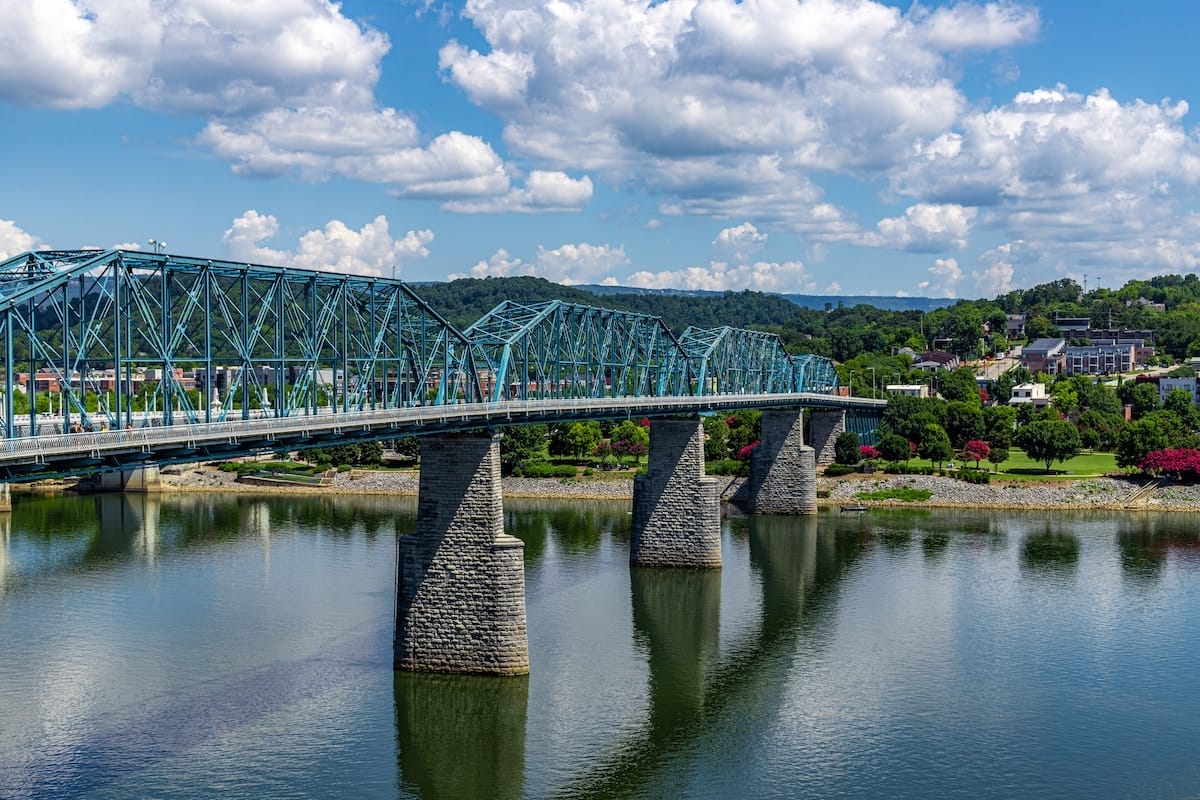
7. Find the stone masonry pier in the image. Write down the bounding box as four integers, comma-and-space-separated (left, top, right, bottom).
808, 409, 845, 466
394, 431, 529, 675
748, 408, 816, 515
631, 416, 722, 568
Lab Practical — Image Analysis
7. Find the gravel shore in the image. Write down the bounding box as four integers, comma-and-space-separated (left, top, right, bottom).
147, 465, 1200, 512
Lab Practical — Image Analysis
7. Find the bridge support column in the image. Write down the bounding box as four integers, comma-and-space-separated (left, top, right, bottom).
97, 465, 163, 494
809, 409, 846, 466
395, 431, 529, 675
0, 482, 10, 513
631, 417, 721, 568
749, 409, 816, 515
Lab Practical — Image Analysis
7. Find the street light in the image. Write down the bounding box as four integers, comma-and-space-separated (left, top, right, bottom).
867, 367, 876, 398
148, 238, 167, 255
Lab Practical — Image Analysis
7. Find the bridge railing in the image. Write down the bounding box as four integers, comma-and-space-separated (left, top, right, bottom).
0, 393, 885, 466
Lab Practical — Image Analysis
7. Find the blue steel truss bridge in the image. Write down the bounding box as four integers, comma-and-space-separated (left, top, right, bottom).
0, 249, 883, 480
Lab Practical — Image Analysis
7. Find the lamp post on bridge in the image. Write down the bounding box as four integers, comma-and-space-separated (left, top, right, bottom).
148, 238, 167, 255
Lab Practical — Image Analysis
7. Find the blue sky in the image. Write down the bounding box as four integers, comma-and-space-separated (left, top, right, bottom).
2, 0, 1199, 299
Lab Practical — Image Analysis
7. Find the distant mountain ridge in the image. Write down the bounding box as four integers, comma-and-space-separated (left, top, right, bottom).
577, 284, 955, 312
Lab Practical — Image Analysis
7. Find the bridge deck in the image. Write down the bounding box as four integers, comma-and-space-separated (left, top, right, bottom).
0, 393, 883, 480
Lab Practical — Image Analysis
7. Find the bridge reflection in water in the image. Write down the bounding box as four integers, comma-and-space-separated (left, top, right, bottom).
390, 513, 870, 800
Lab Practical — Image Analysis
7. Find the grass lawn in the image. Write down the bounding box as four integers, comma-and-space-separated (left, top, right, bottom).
877, 449, 1123, 481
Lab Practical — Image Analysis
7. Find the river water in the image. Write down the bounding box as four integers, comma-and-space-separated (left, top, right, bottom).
1, 493, 1199, 799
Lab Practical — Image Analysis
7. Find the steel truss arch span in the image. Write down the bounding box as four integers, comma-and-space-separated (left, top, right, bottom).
465, 300, 687, 402
0, 249, 480, 438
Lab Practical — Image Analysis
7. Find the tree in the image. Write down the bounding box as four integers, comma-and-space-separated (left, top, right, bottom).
1118, 381, 1160, 419
944, 401, 984, 449
702, 414, 729, 460
982, 404, 1016, 445
1115, 415, 1177, 468
937, 367, 981, 405
500, 424, 548, 473
564, 421, 602, 458
1163, 388, 1197, 427
961, 439, 989, 467
834, 431, 861, 465
917, 423, 954, 468
1015, 419, 1080, 473
986, 444, 1009, 473
877, 431, 911, 463
1076, 409, 1125, 451
610, 419, 649, 463
724, 409, 761, 457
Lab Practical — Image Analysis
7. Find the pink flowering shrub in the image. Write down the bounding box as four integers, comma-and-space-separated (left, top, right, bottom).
1139, 448, 1200, 481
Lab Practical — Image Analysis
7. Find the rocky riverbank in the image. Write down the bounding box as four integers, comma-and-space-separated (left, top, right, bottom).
147, 464, 1200, 512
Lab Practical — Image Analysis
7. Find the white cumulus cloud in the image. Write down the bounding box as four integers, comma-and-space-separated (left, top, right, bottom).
713, 222, 768, 261
625, 260, 815, 293
221, 210, 433, 278
439, 0, 1039, 233
917, 257, 963, 297
861, 204, 976, 252
0, 219, 44, 258
456, 242, 629, 284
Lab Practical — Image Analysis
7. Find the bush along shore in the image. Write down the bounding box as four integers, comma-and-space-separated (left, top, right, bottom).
131, 463, 1200, 512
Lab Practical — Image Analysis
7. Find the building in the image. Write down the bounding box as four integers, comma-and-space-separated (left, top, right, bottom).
1159, 376, 1198, 405
912, 350, 960, 371
1063, 340, 1136, 376
1021, 338, 1066, 375
1054, 316, 1091, 336
1087, 331, 1155, 365
885, 383, 931, 398
1008, 382, 1052, 408
1006, 314, 1026, 339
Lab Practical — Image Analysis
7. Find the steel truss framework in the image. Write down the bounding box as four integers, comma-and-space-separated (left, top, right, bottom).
0, 249, 478, 438
0, 250, 844, 441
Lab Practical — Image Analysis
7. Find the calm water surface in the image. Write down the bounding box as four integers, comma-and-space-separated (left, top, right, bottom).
1, 492, 1199, 799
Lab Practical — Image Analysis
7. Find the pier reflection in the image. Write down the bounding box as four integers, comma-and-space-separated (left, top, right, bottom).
393, 672, 529, 800
631, 564, 722, 733
0, 513, 9, 592
558, 513, 866, 798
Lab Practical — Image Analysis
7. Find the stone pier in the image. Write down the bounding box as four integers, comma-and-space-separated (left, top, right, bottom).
748, 408, 816, 515
97, 465, 163, 493
394, 431, 529, 675
0, 482, 10, 513
631, 417, 722, 568
808, 409, 846, 466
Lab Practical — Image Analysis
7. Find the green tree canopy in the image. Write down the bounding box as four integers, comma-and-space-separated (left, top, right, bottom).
834, 431, 861, 465
1014, 419, 1081, 473
944, 400, 984, 450
917, 423, 954, 467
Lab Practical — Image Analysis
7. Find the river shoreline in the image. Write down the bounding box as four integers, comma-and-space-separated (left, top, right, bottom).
135, 465, 1200, 512
18, 464, 1200, 512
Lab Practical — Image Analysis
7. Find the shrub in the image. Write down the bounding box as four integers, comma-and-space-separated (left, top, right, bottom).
823, 463, 859, 477
855, 487, 933, 502
512, 461, 578, 478
882, 463, 934, 475
707, 458, 749, 476
957, 468, 991, 484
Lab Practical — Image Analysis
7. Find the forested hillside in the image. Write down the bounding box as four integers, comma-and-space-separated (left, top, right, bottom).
413, 273, 1200, 364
